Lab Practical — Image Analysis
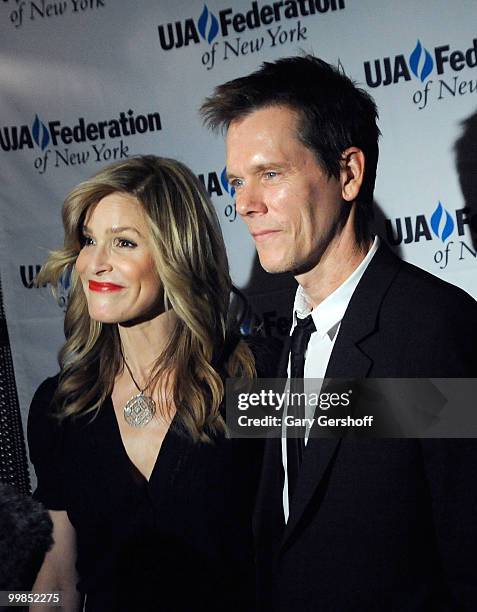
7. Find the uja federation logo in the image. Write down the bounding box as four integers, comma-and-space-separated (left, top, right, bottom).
158, 1, 345, 70
197, 5, 219, 44
159, 5, 219, 49
4, 0, 105, 29
0, 111, 160, 152
0, 109, 162, 174
32, 115, 50, 150
0, 114, 50, 152
198, 166, 236, 222
363, 37, 477, 110
409, 40, 434, 82
430, 202, 454, 242
385, 202, 477, 269
364, 40, 435, 87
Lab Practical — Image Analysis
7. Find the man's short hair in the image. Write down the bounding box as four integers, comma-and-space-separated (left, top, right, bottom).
201, 55, 380, 244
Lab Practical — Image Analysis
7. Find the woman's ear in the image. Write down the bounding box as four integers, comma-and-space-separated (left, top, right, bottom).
340, 147, 365, 202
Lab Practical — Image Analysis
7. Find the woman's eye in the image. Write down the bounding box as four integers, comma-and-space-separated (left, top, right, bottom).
81, 235, 95, 247
114, 238, 136, 248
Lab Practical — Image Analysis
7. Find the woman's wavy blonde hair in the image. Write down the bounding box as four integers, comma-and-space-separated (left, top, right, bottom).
38, 155, 255, 441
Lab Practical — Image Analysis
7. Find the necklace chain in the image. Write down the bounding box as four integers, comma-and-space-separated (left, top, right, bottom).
119, 345, 156, 427
120, 344, 151, 392
122, 357, 145, 393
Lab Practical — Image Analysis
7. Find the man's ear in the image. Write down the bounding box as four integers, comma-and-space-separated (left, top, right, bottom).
339, 147, 365, 202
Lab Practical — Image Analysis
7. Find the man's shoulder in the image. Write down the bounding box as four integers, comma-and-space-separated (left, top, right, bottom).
391, 255, 477, 315
372, 242, 477, 317
357, 245, 477, 375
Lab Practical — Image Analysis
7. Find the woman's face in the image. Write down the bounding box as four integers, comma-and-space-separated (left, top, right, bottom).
75, 192, 163, 324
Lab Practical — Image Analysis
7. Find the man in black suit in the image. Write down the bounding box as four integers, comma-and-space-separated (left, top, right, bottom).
201, 56, 477, 611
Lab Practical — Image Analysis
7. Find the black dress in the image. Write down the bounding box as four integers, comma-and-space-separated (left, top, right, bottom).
28, 369, 264, 612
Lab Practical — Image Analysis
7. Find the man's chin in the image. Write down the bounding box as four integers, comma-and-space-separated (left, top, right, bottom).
257, 256, 292, 275
257, 253, 316, 276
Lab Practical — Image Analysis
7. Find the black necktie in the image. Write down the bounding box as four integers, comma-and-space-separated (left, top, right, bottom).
287, 314, 316, 503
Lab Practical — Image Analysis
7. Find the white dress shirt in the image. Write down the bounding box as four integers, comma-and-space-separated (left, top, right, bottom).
282, 237, 380, 522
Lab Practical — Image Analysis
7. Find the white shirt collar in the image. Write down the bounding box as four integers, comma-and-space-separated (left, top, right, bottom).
292, 236, 380, 340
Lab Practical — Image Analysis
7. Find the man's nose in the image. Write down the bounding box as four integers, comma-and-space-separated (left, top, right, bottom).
236, 182, 268, 217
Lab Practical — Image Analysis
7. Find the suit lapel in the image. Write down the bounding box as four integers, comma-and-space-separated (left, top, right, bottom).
282, 436, 341, 547
325, 243, 402, 378
280, 243, 403, 550
277, 335, 292, 378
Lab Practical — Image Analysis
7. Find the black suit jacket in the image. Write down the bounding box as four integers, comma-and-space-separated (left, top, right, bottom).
254, 244, 477, 611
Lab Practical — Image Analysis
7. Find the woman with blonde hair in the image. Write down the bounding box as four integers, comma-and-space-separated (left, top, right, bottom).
28, 155, 263, 611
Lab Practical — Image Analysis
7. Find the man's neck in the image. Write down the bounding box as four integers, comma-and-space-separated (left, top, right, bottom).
295, 226, 373, 309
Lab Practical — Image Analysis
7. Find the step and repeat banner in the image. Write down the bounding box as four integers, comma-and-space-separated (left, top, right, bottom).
0, 0, 476, 429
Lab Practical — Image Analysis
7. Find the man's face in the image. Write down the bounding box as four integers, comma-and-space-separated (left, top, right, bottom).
226, 105, 345, 275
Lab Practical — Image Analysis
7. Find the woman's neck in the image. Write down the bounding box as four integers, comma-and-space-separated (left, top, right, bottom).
118, 309, 178, 381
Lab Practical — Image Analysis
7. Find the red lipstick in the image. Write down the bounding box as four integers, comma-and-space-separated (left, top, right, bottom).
88, 280, 124, 293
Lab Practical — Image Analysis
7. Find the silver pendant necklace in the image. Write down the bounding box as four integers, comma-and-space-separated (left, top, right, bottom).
121, 355, 156, 428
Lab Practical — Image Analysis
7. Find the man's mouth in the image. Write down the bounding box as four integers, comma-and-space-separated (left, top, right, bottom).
251, 230, 282, 242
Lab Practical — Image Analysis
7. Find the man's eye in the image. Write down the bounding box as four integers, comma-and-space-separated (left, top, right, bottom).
114, 238, 137, 248
230, 178, 244, 189
264, 171, 278, 179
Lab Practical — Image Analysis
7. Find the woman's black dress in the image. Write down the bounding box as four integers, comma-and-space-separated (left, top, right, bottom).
28, 370, 264, 612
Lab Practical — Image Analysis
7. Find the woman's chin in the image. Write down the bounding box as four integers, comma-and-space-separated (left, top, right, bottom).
87, 308, 122, 324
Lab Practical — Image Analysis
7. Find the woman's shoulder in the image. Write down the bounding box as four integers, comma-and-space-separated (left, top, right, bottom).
28, 374, 62, 443
28, 374, 68, 510
32, 374, 60, 401
29, 374, 60, 419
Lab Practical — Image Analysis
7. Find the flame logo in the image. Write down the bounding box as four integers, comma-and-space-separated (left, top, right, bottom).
220, 167, 235, 196
197, 5, 219, 44
57, 266, 72, 310
32, 114, 50, 150
430, 202, 454, 242
409, 40, 434, 82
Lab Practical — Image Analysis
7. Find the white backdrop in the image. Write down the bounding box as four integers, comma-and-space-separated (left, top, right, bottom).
0, 0, 476, 435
